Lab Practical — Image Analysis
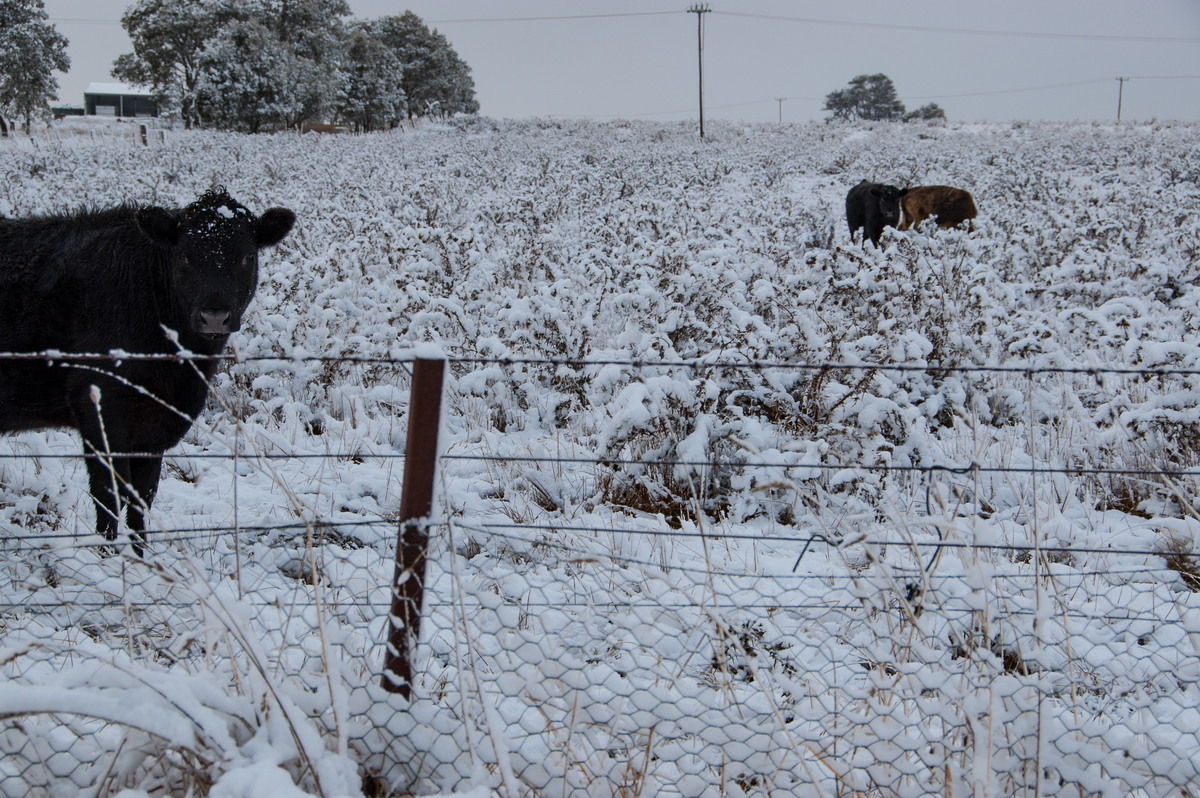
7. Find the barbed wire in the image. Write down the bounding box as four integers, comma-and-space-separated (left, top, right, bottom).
3, 514, 1194, 617
452, 520, 1198, 561
0, 517, 396, 545
4, 510, 1197, 577
444, 452, 1200, 478
0, 451, 407, 460
3, 349, 1200, 377
2, 504, 1190, 559
0, 594, 1186, 627
4, 447, 1198, 482
8, 514, 1190, 568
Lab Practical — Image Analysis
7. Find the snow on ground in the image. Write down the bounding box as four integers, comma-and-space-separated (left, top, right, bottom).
1, 117, 1199, 796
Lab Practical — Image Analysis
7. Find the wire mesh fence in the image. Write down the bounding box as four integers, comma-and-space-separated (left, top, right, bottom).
2, 352, 1200, 796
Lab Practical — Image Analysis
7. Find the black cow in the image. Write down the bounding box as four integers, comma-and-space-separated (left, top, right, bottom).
0, 189, 295, 554
845, 180, 903, 247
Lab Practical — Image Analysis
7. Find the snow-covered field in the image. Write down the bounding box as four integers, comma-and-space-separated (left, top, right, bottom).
1, 116, 1200, 797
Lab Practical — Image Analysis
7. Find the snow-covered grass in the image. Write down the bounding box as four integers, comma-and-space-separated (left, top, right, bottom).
1, 116, 1200, 796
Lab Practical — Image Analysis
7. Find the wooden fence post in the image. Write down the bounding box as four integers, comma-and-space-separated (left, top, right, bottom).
381, 357, 445, 696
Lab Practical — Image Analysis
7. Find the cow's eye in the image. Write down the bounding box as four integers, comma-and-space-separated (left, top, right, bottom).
241, 254, 255, 269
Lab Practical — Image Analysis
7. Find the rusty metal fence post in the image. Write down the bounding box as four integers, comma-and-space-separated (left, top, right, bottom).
381, 357, 445, 696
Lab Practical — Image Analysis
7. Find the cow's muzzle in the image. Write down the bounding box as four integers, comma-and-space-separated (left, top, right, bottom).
195, 309, 238, 335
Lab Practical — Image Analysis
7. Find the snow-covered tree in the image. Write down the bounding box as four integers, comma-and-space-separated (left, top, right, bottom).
193, 19, 322, 132
252, 0, 349, 125
118, 0, 347, 131
113, 0, 241, 128
359, 12, 478, 119
824, 73, 906, 122
253, 0, 349, 62
905, 102, 947, 122
0, 0, 69, 134
335, 27, 406, 132
114, 0, 475, 131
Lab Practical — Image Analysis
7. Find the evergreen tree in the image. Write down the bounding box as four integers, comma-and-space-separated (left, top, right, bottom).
254, 0, 349, 61
114, 1, 475, 131
192, 20, 299, 132
336, 27, 406, 131
252, 0, 350, 125
904, 102, 946, 122
359, 12, 478, 119
0, 0, 69, 134
113, 0, 241, 128
823, 74, 906, 122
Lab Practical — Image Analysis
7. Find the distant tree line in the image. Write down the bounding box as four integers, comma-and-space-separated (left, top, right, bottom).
112, 1, 479, 132
1, 5, 947, 135
823, 74, 945, 123
0, 0, 477, 134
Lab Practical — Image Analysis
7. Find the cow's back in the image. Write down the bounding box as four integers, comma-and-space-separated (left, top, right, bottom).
900, 186, 977, 230
0, 209, 163, 432
0, 208, 158, 351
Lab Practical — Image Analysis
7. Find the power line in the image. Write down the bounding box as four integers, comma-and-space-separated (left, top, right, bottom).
714, 10, 1200, 44
576, 97, 786, 120
425, 12, 679, 24
577, 73, 1200, 122
903, 78, 1112, 101
48, 12, 682, 26
906, 75, 1200, 102
46, 18, 121, 25
50, 10, 1200, 45
653, 81, 1109, 115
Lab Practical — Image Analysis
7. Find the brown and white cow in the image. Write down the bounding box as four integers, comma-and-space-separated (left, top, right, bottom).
898, 185, 977, 232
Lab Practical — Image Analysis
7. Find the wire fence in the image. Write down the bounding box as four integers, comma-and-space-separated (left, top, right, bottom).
2, 351, 1200, 796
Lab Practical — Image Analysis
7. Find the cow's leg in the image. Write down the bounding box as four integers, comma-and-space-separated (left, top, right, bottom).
125, 455, 162, 557
82, 448, 131, 543
82, 449, 159, 556
74, 399, 141, 553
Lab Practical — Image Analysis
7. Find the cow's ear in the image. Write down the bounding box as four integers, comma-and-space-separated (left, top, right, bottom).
256, 208, 295, 248
136, 207, 180, 246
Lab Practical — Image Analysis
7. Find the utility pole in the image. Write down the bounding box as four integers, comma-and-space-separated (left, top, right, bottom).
1116, 77, 1129, 122
775, 97, 786, 123
687, 4, 711, 138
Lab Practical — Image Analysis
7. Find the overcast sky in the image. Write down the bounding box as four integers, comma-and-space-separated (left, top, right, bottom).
44, 0, 1200, 123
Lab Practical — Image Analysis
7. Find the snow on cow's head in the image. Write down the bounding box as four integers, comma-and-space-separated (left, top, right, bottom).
136, 188, 295, 339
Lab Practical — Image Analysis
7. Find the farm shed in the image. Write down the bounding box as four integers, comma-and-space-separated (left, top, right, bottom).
84, 82, 158, 118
